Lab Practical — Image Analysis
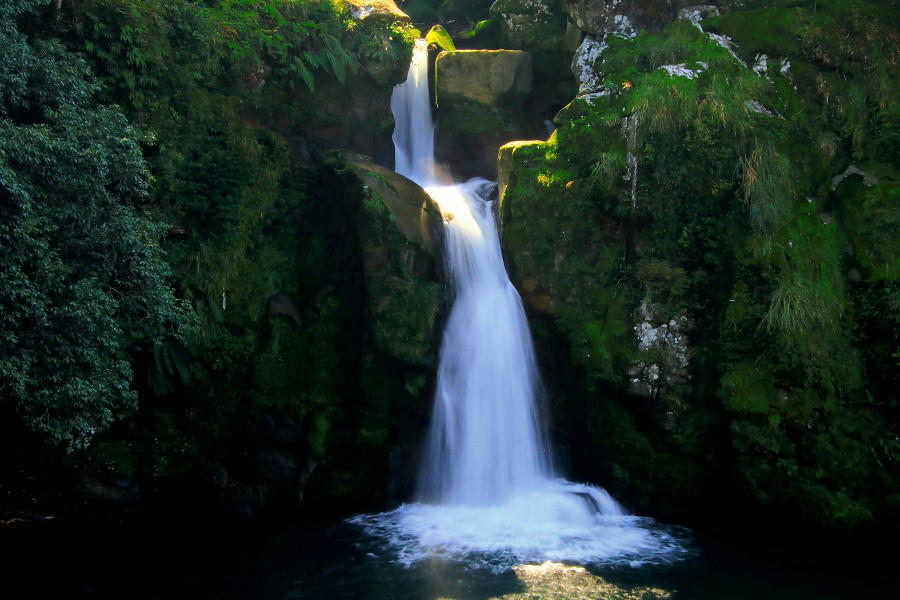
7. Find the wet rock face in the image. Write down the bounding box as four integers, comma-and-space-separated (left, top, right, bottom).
564, 0, 686, 35
436, 50, 534, 107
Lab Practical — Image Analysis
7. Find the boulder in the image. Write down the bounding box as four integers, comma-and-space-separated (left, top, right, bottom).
434, 50, 538, 178
564, 0, 685, 36
343, 0, 411, 24
490, 0, 561, 49
425, 24, 456, 52
436, 49, 533, 107
347, 153, 445, 366
345, 153, 442, 252
497, 139, 547, 207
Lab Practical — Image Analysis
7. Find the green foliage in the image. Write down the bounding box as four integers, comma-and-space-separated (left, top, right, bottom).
501, 1, 899, 528
425, 23, 455, 51
0, 0, 186, 445
0, 0, 431, 505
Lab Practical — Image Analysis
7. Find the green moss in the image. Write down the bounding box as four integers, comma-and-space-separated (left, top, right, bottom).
838, 175, 900, 282
439, 98, 526, 136
368, 276, 443, 364
43, 0, 440, 507
459, 19, 502, 48
721, 364, 777, 414
425, 24, 456, 52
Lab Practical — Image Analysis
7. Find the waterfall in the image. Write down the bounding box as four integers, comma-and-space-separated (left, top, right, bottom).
350, 40, 688, 569
391, 39, 435, 185
393, 41, 548, 505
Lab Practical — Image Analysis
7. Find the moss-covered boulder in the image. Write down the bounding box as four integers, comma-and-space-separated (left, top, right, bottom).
436, 49, 534, 106
564, 0, 685, 36
434, 49, 538, 177
343, 0, 412, 25
498, 139, 548, 201
425, 24, 457, 52
345, 153, 443, 253
344, 154, 445, 366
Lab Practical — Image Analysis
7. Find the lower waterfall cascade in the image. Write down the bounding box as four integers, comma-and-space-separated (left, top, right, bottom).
350, 39, 689, 569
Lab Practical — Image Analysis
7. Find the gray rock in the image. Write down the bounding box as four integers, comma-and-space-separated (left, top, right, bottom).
436, 50, 533, 107
565, 0, 685, 36
343, 0, 411, 24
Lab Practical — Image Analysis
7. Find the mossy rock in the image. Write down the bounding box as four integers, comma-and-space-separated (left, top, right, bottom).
563, 0, 684, 35
345, 153, 443, 253
346, 154, 445, 365
490, 0, 569, 53
366, 276, 444, 364
343, 0, 412, 25
435, 49, 533, 107
425, 24, 456, 52
497, 139, 550, 208
494, 2, 900, 529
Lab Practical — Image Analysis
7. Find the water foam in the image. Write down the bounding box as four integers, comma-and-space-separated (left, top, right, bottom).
351, 479, 690, 571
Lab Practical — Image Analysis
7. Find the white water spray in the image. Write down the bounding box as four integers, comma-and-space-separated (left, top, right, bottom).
351, 40, 688, 568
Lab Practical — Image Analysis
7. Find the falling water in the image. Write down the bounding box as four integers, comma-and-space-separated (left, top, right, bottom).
350, 40, 688, 569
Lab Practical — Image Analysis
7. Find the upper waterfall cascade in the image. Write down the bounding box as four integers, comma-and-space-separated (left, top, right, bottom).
395, 39, 548, 505
350, 40, 688, 568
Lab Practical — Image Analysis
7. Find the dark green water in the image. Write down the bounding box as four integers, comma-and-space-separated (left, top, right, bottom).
5, 513, 899, 599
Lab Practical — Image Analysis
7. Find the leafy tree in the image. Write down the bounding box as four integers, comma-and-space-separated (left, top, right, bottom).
0, 0, 186, 447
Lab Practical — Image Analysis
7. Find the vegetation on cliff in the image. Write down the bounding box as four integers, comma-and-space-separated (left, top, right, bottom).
2, 0, 436, 517
499, 0, 898, 528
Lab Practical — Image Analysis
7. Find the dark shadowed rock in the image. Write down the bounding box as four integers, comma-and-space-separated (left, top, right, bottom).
564, 0, 686, 35
345, 153, 443, 253
267, 294, 303, 325
435, 50, 539, 179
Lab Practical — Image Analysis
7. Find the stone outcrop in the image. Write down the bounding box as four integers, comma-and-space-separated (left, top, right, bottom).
346, 153, 445, 366
434, 50, 538, 179
436, 49, 534, 107
627, 302, 691, 399
299, 5, 415, 163
489, 0, 560, 47
564, 0, 686, 36
343, 0, 411, 24
345, 153, 443, 253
